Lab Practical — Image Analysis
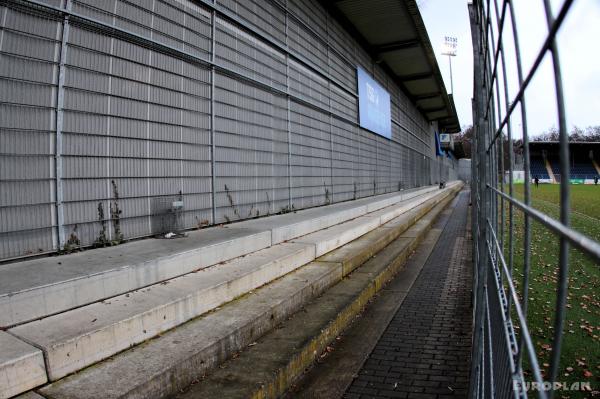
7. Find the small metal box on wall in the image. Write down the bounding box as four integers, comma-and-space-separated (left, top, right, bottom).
151, 193, 185, 238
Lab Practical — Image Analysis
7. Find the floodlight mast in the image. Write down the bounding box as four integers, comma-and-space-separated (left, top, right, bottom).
441, 36, 457, 94
438, 36, 457, 186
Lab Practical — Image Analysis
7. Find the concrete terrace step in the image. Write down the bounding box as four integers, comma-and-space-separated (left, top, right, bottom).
8, 185, 456, 384
0, 227, 271, 328
175, 196, 459, 399
0, 332, 46, 399
0, 185, 440, 328
33, 183, 462, 399
9, 243, 316, 381
1, 183, 461, 398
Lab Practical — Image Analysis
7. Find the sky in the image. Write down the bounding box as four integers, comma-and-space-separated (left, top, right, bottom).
418, 0, 600, 137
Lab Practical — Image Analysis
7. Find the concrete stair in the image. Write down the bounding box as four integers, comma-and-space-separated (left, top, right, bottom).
1, 182, 462, 398
36, 186, 460, 399
0, 186, 438, 329
545, 157, 557, 182
593, 159, 600, 175
0, 332, 46, 399
9, 243, 316, 381
174, 194, 459, 399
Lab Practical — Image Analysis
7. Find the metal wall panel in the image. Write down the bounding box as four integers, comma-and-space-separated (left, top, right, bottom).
71, 0, 212, 60
355, 46, 372, 76
0, 0, 455, 261
288, 17, 328, 75
56, 9, 212, 249
0, 5, 59, 259
215, 17, 287, 92
331, 117, 358, 202
376, 135, 392, 194
390, 139, 403, 190
218, 0, 286, 45
327, 12, 355, 65
356, 128, 377, 198
288, 59, 329, 111
328, 50, 356, 93
288, 0, 327, 41
214, 73, 288, 222
290, 101, 332, 209
329, 84, 356, 122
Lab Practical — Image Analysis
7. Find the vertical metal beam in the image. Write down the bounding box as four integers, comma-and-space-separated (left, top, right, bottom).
468, 4, 487, 397
329, 113, 334, 202
0, 6, 7, 50
541, 0, 570, 390
146, 0, 156, 235
326, 16, 333, 199
501, 0, 531, 373
493, 0, 515, 314
285, 4, 292, 209
506, 0, 533, 372
55, 0, 72, 250
104, 1, 118, 241
210, 5, 217, 223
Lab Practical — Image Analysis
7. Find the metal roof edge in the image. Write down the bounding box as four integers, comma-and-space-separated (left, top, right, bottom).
404, 0, 461, 132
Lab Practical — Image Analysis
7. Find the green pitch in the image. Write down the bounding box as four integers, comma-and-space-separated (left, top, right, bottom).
501, 184, 599, 396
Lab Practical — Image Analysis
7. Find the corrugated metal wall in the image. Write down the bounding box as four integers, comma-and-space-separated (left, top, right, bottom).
0, 0, 457, 261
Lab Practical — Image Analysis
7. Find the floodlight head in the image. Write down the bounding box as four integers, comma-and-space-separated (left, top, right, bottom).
441, 36, 458, 56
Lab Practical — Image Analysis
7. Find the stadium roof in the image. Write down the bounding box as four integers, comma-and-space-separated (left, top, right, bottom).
321, 0, 461, 133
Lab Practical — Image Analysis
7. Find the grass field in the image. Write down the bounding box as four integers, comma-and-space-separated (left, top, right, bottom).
501, 184, 599, 397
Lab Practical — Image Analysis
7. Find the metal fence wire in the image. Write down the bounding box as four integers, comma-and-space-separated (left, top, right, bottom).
469, 1, 600, 398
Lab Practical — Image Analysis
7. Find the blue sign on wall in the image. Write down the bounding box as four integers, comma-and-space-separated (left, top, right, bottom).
357, 67, 392, 139
435, 132, 444, 156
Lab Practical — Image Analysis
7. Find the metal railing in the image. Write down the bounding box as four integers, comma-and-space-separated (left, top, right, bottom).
468, 1, 600, 398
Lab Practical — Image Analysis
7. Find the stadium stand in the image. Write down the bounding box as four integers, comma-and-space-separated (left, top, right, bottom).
571, 161, 598, 179
529, 142, 600, 182
530, 156, 550, 179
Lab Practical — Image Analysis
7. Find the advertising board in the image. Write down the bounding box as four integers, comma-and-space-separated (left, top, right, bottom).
357, 67, 392, 139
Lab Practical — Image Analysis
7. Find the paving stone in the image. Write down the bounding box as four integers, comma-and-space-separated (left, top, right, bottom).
345, 190, 472, 399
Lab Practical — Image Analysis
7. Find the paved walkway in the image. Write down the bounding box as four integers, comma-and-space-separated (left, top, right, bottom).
344, 190, 472, 399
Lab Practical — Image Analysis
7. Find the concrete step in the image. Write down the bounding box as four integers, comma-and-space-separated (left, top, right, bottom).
290, 211, 454, 399
34, 184, 462, 399
0, 186, 439, 328
0, 227, 271, 328
9, 243, 316, 381
12, 393, 45, 399
2, 183, 460, 397
289, 190, 446, 258
173, 190, 461, 399
0, 332, 46, 399
316, 192, 445, 277
235, 185, 440, 244
8, 186, 455, 383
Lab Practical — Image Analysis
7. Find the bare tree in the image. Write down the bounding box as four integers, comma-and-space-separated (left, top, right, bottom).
535, 125, 600, 142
